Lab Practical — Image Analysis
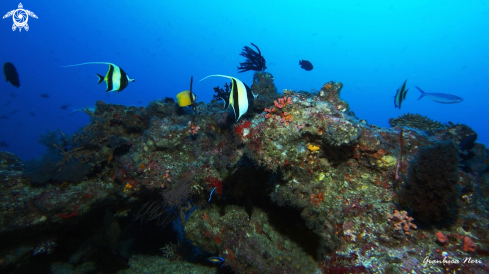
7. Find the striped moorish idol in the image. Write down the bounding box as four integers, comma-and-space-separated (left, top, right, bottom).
200, 75, 257, 121
394, 74, 415, 109
61, 62, 134, 92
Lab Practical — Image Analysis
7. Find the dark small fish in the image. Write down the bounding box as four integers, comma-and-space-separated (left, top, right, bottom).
30, 112, 35, 116
299, 60, 313, 71
0, 141, 8, 148
415, 86, 463, 104
459, 134, 477, 151
0, 115, 8, 119
60, 104, 69, 110
208, 187, 217, 203
9, 93, 16, 98
3, 62, 20, 88
207, 256, 224, 267
40, 93, 49, 98
10, 110, 17, 114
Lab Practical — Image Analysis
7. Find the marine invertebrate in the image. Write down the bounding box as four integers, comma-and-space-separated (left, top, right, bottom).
308, 143, 320, 153
389, 113, 447, 131
263, 96, 293, 125
387, 210, 417, 236
32, 239, 57, 256
187, 121, 200, 135
463, 236, 476, 252
159, 242, 177, 259
273, 96, 292, 109
212, 82, 231, 109
399, 140, 460, 226
435, 231, 448, 244
237, 43, 267, 72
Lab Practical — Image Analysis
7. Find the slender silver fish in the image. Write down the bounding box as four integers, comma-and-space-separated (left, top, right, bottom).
415, 86, 463, 104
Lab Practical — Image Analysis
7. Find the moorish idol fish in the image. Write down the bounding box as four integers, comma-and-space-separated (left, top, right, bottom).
394, 74, 415, 109
3, 62, 20, 88
415, 86, 463, 104
61, 62, 134, 92
176, 90, 197, 107
200, 75, 257, 122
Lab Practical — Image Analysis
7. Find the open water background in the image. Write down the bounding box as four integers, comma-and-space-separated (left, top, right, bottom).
0, 0, 487, 160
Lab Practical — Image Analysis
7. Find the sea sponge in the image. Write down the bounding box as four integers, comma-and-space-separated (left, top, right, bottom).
399, 140, 460, 226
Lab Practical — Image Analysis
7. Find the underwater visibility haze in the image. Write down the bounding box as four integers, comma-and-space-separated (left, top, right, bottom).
0, 0, 489, 273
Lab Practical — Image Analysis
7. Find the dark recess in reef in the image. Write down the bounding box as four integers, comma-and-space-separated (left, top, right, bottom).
237, 43, 267, 73
399, 140, 461, 227
219, 155, 321, 259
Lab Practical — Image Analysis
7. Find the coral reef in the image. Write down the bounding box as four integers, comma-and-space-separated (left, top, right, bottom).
389, 113, 447, 131
0, 80, 488, 274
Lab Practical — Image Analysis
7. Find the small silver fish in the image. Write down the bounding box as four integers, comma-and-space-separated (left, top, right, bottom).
415, 86, 463, 104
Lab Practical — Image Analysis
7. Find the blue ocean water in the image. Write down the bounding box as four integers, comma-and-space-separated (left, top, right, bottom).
0, 0, 488, 160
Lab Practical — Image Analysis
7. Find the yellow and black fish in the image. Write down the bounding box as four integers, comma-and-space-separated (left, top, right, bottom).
200, 75, 257, 121
394, 75, 415, 109
176, 90, 197, 107
61, 62, 134, 92
3, 62, 20, 88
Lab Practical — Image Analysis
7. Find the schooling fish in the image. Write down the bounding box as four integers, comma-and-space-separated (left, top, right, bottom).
3, 62, 20, 88
61, 62, 135, 92
299, 60, 313, 71
40, 93, 49, 98
415, 86, 463, 104
176, 90, 197, 107
200, 75, 257, 122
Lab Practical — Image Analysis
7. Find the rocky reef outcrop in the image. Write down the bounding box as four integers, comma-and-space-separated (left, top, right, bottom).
0, 75, 488, 273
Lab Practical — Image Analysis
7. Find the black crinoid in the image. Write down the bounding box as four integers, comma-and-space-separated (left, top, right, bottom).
237, 43, 267, 73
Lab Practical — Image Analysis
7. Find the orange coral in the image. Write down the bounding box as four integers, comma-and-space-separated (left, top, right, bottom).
436, 231, 448, 244
463, 236, 476, 252
311, 193, 324, 206
387, 210, 417, 235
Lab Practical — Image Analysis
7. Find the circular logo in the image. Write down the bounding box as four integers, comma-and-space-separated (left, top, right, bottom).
13, 9, 28, 28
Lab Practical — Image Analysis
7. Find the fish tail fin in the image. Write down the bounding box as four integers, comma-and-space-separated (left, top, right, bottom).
96, 74, 104, 84
69, 105, 79, 116
415, 86, 425, 100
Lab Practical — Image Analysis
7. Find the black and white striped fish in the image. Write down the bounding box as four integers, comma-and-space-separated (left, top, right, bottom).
394, 74, 415, 109
200, 74, 257, 121
61, 62, 134, 92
